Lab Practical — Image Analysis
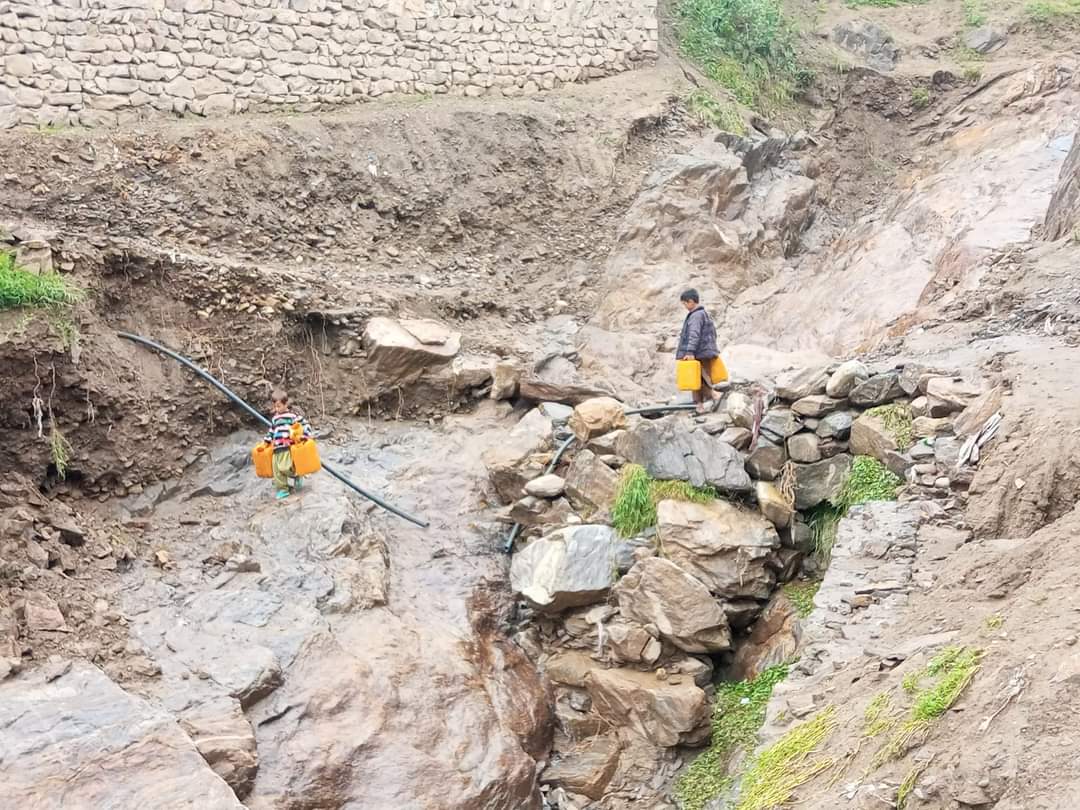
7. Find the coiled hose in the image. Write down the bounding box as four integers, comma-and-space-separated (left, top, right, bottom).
501, 402, 698, 552
117, 332, 429, 529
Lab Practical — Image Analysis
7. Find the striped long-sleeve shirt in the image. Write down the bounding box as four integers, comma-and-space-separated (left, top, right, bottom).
264, 410, 313, 451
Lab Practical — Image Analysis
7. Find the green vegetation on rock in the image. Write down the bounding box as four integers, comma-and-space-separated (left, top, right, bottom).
685, 89, 748, 134
675, 0, 807, 112
866, 402, 914, 449
1026, 0, 1080, 26
0, 252, 82, 311
962, 0, 987, 26
862, 692, 896, 737
611, 464, 717, 537
734, 706, 838, 810
877, 646, 982, 764
675, 665, 790, 810
783, 580, 821, 618
835, 456, 903, 511
910, 86, 931, 109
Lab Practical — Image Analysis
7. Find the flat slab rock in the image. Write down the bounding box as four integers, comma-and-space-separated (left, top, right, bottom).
0, 661, 245, 809
615, 418, 751, 492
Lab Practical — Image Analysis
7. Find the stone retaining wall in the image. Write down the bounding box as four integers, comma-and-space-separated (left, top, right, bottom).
0, 0, 658, 128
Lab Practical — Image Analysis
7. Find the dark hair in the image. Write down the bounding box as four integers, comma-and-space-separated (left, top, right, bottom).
271, 389, 289, 404
679, 288, 700, 303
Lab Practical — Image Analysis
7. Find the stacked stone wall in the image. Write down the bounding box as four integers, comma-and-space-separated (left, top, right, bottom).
0, 0, 658, 128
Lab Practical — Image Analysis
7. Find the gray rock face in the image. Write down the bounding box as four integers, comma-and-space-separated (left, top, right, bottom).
614, 557, 731, 653
787, 432, 822, 463
747, 435, 787, 481
510, 525, 616, 612
0, 662, 246, 809
791, 395, 844, 417
816, 410, 854, 439
482, 408, 553, 502
179, 696, 259, 799
759, 408, 803, 441
793, 454, 853, 510
831, 20, 900, 71
525, 474, 567, 498
585, 666, 708, 748
568, 397, 627, 442
849, 372, 904, 408
564, 449, 620, 514
616, 419, 752, 492
775, 366, 830, 400
656, 499, 780, 599
964, 26, 1006, 54
755, 480, 794, 529
362, 317, 461, 386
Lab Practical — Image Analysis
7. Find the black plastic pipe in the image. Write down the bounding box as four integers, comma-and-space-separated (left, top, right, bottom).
501, 401, 700, 552
117, 332, 429, 529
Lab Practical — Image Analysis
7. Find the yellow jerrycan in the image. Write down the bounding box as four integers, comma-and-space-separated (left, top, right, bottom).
288, 423, 322, 477
709, 356, 729, 383
676, 359, 702, 391
252, 442, 273, 479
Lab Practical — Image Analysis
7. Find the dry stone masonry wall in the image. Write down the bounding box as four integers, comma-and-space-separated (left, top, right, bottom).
0, 0, 658, 128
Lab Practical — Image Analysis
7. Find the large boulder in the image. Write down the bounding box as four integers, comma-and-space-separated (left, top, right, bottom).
482, 409, 553, 503
605, 619, 663, 665
746, 435, 787, 480
849, 372, 903, 407
616, 420, 752, 492
816, 410, 854, 439
490, 358, 524, 400
564, 449, 620, 515
775, 366, 830, 400
755, 481, 793, 528
924, 377, 983, 412
759, 408, 803, 441
953, 386, 1002, 436
825, 360, 869, 398
613, 557, 731, 653
585, 667, 708, 748
791, 395, 844, 418
568, 397, 627, 442
519, 356, 616, 406
510, 525, 616, 612
362, 317, 461, 384
0, 662, 246, 809
793, 454, 853, 510
656, 499, 780, 599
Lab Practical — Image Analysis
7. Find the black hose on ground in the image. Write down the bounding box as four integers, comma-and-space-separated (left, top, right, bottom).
117, 332, 430, 529
501, 401, 700, 553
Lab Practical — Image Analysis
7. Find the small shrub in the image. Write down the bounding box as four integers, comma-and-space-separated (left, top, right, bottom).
783, 580, 821, 618
806, 502, 843, 567
910, 86, 931, 109
676, 665, 790, 810
963, 64, 983, 83
49, 423, 73, 480
985, 613, 1004, 629
866, 403, 914, 449
676, 0, 805, 112
734, 706, 837, 810
0, 252, 82, 310
685, 89, 748, 134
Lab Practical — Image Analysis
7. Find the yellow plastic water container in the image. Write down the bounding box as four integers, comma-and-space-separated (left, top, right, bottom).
676, 359, 702, 391
709, 356, 729, 383
290, 439, 322, 477
252, 443, 273, 479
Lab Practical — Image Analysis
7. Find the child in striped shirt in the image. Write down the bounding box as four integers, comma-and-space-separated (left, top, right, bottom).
262, 389, 313, 500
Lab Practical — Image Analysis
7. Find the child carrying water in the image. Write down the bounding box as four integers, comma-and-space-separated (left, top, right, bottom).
262, 389, 313, 500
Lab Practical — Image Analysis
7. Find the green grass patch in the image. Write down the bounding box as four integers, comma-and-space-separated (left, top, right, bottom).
862, 692, 897, 737
844, 0, 925, 7
1026, 0, 1080, 25
910, 86, 931, 109
962, 0, 987, 25
675, 0, 808, 113
805, 502, 843, 567
685, 89, 748, 134
675, 665, 790, 810
783, 580, 821, 618
610, 464, 717, 537
835, 456, 903, 511
0, 252, 82, 311
877, 647, 982, 764
896, 764, 925, 809
733, 706, 838, 810
866, 403, 914, 450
